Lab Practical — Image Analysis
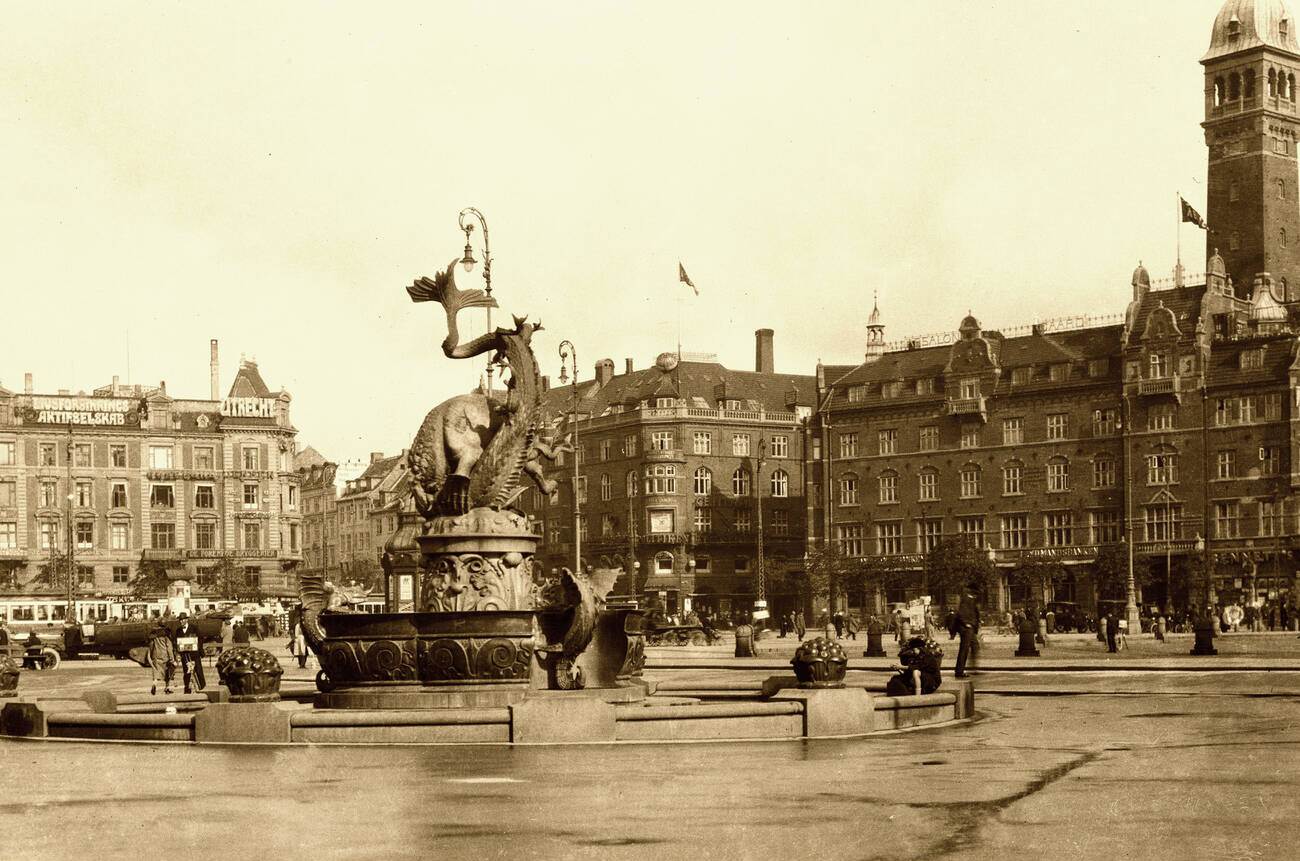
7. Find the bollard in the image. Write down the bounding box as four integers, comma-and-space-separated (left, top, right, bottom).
1190, 616, 1218, 656
899, 619, 911, 644
734, 623, 755, 658
1014, 615, 1040, 657
863, 620, 887, 658
1036, 618, 1048, 646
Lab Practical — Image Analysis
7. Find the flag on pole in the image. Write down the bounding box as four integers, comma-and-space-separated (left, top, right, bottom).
678, 262, 698, 295
1180, 197, 1207, 230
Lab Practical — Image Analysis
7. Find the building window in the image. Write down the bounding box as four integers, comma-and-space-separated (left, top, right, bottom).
110, 482, 127, 509
919, 426, 939, 451
75, 481, 93, 508
878, 473, 898, 504
1011, 367, 1031, 385
626, 471, 637, 497
839, 433, 858, 459
770, 435, 789, 458
769, 469, 789, 498
1000, 514, 1028, 549
72, 443, 91, 467
1088, 409, 1115, 437
919, 470, 938, 501
837, 524, 866, 557
838, 473, 859, 506
918, 519, 944, 553
112, 565, 129, 584
732, 467, 752, 496
600, 514, 616, 537
734, 509, 752, 533
959, 378, 979, 399
645, 464, 677, 495
623, 434, 637, 457
771, 509, 789, 536
576, 476, 587, 504
243, 522, 261, 551
1091, 510, 1122, 544
0, 522, 14, 550
916, 378, 936, 395
960, 424, 980, 449
0, 441, 13, 466
1216, 450, 1236, 479
578, 515, 589, 541
1261, 445, 1282, 475
693, 467, 712, 495
195, 522, 217, 550
39, 443, 57, 466
1241, 348, 1265, 370
111, 522, 128, 550
877, 430, 896, 456
39, 481, 57, 508
876, 522, 903, 555
846, 385, 866, 403
957, 516, 985, 547
38, 521, 58, 550
1146, 450, 1177, 485
1147, 404, 1175, 431
1049, 364, 1068, 383
959, 465, 981, 499
1047, 459, 1070, 492
1002, 418, 1023, 445
693, 432, 712, 455
1260, 499, 1282, 536
151, 522, 176, 550
731, 434, 750, 456
651, 431, 674, 452
190, 446, 212, 470
693, 505, 711, 532
75, 521, 93, 549
1047, 414, 1068, 440
149, 446, 173, 469
241, 447, 260, 470
105, 444, 126, 468
243, 566, 261, 588
150, 485, 175, 508
0, 480, 13, 507
1092, 457, 1116, 489
600, 473, 612, 501
1088, 358, 1109, 378
1214, 501, 1240, 538
1045, 511, 1074, 546
598, 439, 611, 461
242, 483, 259, 509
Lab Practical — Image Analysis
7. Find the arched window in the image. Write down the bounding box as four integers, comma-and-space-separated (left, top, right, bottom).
1215, 76, 1226, 106
1280, 179, 1288, 200
770, 468, 789, 498
654, 552, 673, 573
732, 467, 751, 496
1245, 68, 1256, 99
626, 470, 637, 497
693, 467, 712, 496
838, 472, 859, 506
600, 473, 611, 501
959, 464, 982, 499
1229, 72, 1241, 100
1269, 67, 1278, 97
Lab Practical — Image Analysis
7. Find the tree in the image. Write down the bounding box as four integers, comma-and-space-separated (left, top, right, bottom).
33, 548, 75, 592
129, 556, 174, 600
195, 554, 265, 602
1090, 545, 1152, 609
1008, 557, 1069, 608
925, 538, 997, 601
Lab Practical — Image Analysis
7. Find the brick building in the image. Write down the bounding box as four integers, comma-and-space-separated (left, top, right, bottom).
295, 446, 338, 584
813, 0, 1300, 617
0, 350, 303, 617
522, 331, 816, 621
335, 451, 407, 590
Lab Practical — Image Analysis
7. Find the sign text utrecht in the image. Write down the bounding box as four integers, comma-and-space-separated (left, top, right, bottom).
221, 398, 276, 418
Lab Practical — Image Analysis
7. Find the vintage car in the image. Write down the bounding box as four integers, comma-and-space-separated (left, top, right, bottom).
84, 612, 229, 658
0, 626, 62, 670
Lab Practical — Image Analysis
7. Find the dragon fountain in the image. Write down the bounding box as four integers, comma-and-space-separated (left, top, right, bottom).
296, 260, 645, 709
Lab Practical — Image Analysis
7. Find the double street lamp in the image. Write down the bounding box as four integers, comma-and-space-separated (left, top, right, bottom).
558, 340, 581, 575
754, 436, 769, 625
457, 207, 495, 389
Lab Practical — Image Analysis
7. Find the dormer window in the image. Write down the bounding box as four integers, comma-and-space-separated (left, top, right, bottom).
1282, 17, 1289, 39
1149, 353, 1169, 379
1228, 16, 1240, 39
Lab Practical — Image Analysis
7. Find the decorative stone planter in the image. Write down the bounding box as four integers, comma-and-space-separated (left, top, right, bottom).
791, 637, 847, 688
0, 656, 19, 698
216, 646, 284, 703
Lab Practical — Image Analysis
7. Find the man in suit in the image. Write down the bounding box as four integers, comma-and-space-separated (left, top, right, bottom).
953, 588, 981, 678
171, 613, 206, 693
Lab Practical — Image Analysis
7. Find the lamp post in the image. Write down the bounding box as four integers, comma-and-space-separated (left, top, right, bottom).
558, 340, 581, 574
457, 207, 495, 390
754, 436, 768, 626
1120, 394, 1140, 632
65, 428, 76, 622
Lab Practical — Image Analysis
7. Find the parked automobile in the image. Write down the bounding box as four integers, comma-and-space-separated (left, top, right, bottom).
1043, 601, 1092, 633
84, 612, 229, 658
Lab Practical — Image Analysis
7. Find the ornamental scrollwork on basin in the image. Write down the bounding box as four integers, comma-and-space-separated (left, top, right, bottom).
420, 636, 532, 682
422, 551, 536, 612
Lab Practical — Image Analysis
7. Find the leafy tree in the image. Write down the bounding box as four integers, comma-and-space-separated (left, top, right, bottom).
129, 556, 175, 600
1008, 557, 1069, 607
1089, 545, 1152, 607
925, 538, 997, 600
34, 548, 74, 592
195, 554, 265, 602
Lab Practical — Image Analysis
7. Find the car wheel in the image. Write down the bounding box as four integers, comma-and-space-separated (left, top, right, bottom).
41, 648, 61, 671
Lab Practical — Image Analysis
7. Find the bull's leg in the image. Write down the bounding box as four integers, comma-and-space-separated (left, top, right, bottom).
438, 414, 486, 514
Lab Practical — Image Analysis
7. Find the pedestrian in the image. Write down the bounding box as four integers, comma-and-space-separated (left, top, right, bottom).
220, 618, 234, 652
232, 620, 250, 644
147, 622, 177, 696
290, 621, 309, 669
171, 613, 206, 693
953, 587, 981, 678
794, 611, 806, 641
1104, 609, 1119, 653
844, 613, 858, 640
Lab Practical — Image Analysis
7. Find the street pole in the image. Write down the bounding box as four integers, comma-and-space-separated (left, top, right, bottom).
458, 207, 494, 391
1122, 394, 1140, 632
558, 340, 580, 574
65, 427, 76, 623
1201, 385, 1213, 610
755, 436, 767, 626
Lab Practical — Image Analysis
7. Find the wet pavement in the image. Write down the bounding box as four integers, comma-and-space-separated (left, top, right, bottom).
4, 660, 1300, 859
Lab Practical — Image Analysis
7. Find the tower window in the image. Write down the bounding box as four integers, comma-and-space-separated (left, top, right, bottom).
1283, 228, 1289, 248
1290, 73, 1297, 102
1231, 232, 1242, 251
1229, 72, 1241, 101
1269, 68, 1278, 97
1281, 179, 1288, 199
1245, 69, 1256, 99
1215, 76, 1226, 107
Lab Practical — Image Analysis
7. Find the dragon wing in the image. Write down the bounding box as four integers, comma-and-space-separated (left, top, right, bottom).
407, 260, 499, 314
297, 569, 329, 654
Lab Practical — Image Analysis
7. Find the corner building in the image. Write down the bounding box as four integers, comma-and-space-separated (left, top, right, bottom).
521, 331, 816, 621
0, 358, 303, 618
816, 0, 1300, 615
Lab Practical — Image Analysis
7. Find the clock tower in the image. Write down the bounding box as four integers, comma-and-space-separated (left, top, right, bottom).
1203, 0, 1300, 300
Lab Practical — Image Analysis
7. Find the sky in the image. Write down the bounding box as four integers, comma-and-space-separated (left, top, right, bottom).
0, 1, 1235, 465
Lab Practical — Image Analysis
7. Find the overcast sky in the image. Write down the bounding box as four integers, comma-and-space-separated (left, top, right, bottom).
1, 1, 1232, 465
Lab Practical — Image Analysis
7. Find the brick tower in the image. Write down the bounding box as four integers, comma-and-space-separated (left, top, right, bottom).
1203, 0, 1300, 300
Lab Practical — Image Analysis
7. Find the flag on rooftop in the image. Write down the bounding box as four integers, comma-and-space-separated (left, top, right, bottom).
1180, 197, 1207, 230
679, 262, 698, 295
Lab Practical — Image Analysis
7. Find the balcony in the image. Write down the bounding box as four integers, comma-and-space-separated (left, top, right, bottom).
945, 396, 987, 421
1136, 374, 1187, 400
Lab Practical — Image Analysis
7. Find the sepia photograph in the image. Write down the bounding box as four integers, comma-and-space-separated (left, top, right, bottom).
2, 1, 1299, 859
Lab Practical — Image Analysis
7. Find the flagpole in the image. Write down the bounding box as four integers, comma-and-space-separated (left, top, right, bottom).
1177, 190, 1182, 272
676, 270, 683, 362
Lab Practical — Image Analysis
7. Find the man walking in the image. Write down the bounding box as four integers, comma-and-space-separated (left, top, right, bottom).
953, 587, 981, 678
172, 613, 206, 694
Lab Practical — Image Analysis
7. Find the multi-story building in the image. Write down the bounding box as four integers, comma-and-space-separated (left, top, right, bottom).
296, 446, 338, 583
0, 350, 303, 619
814, 0, 1300, 617
335, 451, 407, 589
523, 330, 816, 621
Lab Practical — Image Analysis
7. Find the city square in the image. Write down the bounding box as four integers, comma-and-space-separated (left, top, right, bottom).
6, 0, 1300, 858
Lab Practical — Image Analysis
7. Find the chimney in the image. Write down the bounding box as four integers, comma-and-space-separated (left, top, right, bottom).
210, 339, 220, 401
112, 375, 119, 391
624, 358, 634, 375
24, 373, 32, 394
595, 359, 614, 387
755, 328, 775, 374
370, 451, 384, 464
542, 375, 550, 391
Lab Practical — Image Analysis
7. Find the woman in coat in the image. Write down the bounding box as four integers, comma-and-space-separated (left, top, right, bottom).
147, 623, 178, 696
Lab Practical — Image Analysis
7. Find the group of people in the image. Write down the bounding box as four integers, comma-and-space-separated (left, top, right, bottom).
145, 613, 207, 696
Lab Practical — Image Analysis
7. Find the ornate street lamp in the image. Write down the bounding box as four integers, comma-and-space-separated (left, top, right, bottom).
558, 340, 581, 575
754, 436, 769, 626
457, 207, 496, 389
